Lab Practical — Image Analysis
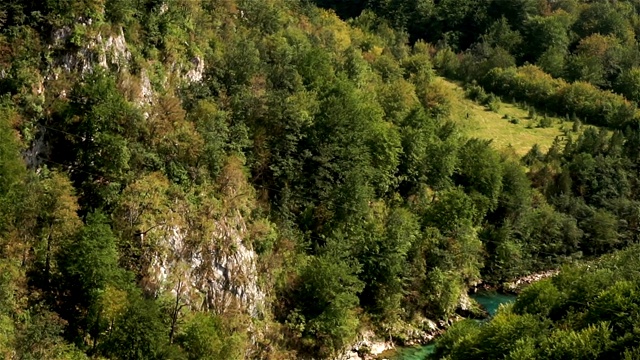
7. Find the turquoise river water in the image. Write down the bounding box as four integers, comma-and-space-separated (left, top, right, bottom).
392, 291, 517, 360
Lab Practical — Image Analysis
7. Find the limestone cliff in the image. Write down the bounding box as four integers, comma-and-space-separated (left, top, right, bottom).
27, 14, 265, 321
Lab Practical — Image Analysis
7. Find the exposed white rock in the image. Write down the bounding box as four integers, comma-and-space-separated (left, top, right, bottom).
34, 78, 44, 95
50, 21, 203, 108
145, 210, 265, 317
504, 270, 559, 292
160, 3, 169, 15
336, 331, 394, 360
101, 28, 131, 69
458, 292, 472, 311
185, 56, 205, 83
138, 69, 154, 107
59, 45, 96, 74
51, 26, 72, 46
53, 23, 131, 74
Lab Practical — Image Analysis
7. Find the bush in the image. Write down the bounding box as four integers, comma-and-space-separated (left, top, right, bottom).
433, 47, 461, 78
483, 94, 501, 111
573, 118, 582, 132
539, 115, 553, 128
466, 82, 488, 103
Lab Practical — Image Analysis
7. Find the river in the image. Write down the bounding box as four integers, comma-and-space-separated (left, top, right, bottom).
391, 291, 517, 360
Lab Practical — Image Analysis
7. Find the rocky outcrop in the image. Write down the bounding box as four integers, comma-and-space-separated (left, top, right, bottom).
185, 56, 205, 83
32, 4, 262, 330
40, 15, 254, 318
50, 19, 204, 102
51, 21, 131, 74
336, 318, 452, 360
503, 270, 559, 292
144, 210, 265, 317
336, 331, 395, 360
138, 69, 154, 107
97, 28, 132, 70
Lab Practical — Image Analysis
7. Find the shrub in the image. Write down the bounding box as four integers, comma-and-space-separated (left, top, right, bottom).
539, 115, 553, 128
573, 118, 582, 132
484, 94, 501, 111
466, 82, 488, 103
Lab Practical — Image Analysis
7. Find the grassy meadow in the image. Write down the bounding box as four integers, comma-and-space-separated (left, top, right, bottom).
441, 79, 580, 156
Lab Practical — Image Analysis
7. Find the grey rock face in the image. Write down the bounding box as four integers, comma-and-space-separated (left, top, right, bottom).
144, 211, 265, 317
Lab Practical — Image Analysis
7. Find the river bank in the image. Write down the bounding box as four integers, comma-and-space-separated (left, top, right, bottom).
336, 318, 451, 360
340, 270, 560, 360
502, 270, 559, 292
388, 291, 517, 360
336, 291, 510, 360
470, 270, 560, 294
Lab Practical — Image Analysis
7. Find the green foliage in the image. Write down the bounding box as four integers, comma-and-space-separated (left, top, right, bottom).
572, 118, 582, 132
291, 249, 364, 356
456, 139, 503, 213
426, 188, 476, 232
522, 13, 572, 63
357, 205, 419, 320
484, 93, 501, 112
615, 67, 640, 104
177, 313, 247, 360
566, 34, 623, 88
573, 1, 633, 41
56, 212, 128, 349
516, 203, 582, 267
398, 108, 458, 191
5, 0, 640, 358
482, 16, 522, 54
189, 100, 230, 178
512, 281, 562, 318
538, 115, 553, 128
424, 267, 466, 319
15, 308, 88, 360
103, 295, 170, 360
465, 82, 488, 103
431, 320, 482, 360
0, 104, 25, 199
538, 45, 568, 78
540, 323, 613, 360
53, 70, 143, 210
432, 47, 461, 79
483, 65, 638, 129
0, 261, 20, 358
437, 244, 640, 359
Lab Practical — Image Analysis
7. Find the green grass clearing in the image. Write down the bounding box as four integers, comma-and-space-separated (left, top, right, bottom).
440, 78, 585, 156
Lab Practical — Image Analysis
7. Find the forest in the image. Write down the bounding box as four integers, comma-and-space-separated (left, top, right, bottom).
1, 0, 640, 359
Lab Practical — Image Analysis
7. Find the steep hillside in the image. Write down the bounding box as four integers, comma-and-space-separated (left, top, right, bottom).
0, 1, 639, 359
310, 1, 640, 358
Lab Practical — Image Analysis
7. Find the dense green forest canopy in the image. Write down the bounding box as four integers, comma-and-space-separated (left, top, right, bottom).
317, 0, 640, 129
0, 0, 639, 359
